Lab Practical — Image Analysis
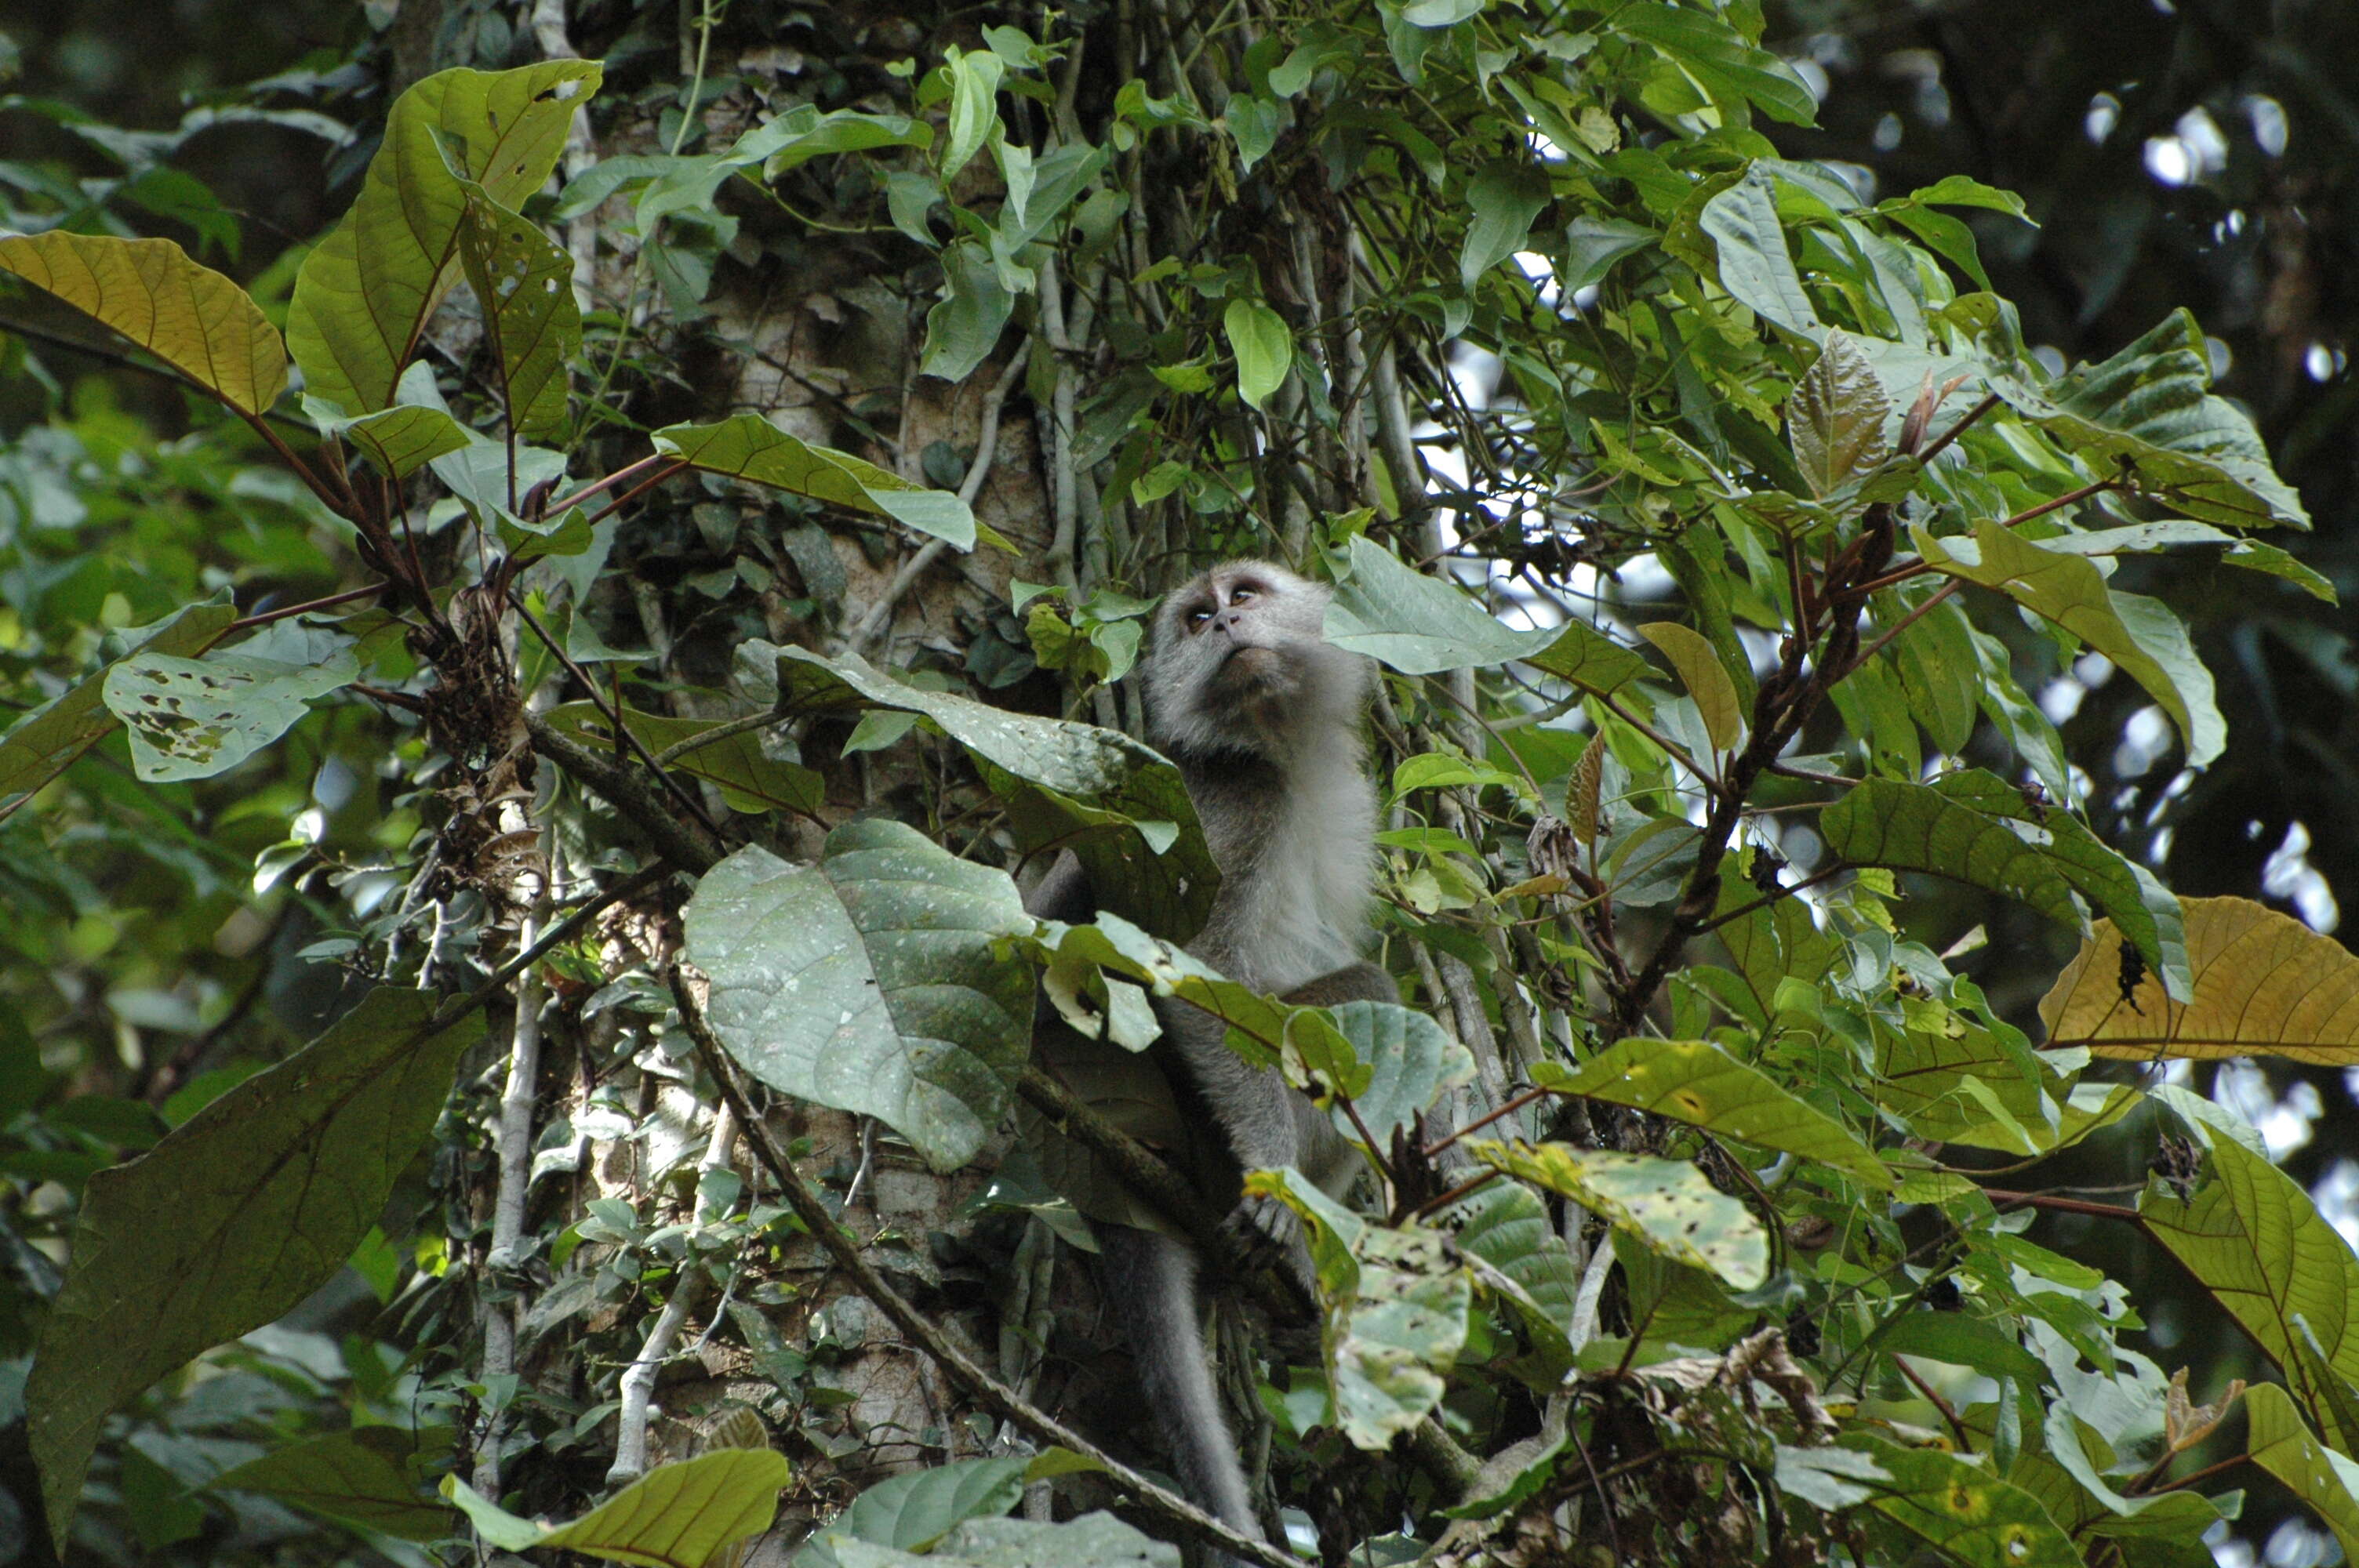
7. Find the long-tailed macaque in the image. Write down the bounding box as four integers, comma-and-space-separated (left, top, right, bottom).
1026, 561, 1392, 1559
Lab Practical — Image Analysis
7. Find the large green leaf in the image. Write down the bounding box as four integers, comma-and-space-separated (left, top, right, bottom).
2246, 1383, 2359, 1560
1247, 1169, 1472, 1447
1612, 5, 1818, 126
1469, 1140, 1768, 1288
2041, 895, 2359, 1065
445, 1448, 789, 1566
1222, 297, 1292, 410
210, 1426, 456, 1541
28, 989, 485, 1551
0, 230, 285, 415
1788, 330, 1892, 499
1459, 160, 1552, 289
1533, 1037, 1892, 1188
1839, 1436, 2081, 1566
1451, 1180, 1580, 1354
286, 61, 602, 418
683, 824, 1034, 1171
2142, 1131, 2359, 1412
0, 599, 233, 811
1328, 1000, 1474, 1149
653, 414, 974, 550
831, 1514, 1178, 1567
1637, 621, 1745, 752
1699, 166, 1820, 336
1325, 535, 1646, 689
919, 241, 1014, 384
1913, 517, 2225, 767
740, 643, 1214, 939
1993, 308, 2310, 530
456, 187, 580, 438
794, 1454, 1035, 1566
101, 622, 358, 781
1819, 769, 2189, 998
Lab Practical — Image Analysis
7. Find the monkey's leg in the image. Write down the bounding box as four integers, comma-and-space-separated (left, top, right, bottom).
1097, 1222, 1265, 1560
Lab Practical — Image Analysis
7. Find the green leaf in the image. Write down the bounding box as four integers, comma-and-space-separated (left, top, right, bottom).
1246, 1169, 1472, 1447
456, 187, 580, 438
1451, 1180, 1581, 1347
1533, 1037, 1892, 1188
1788, 330, 1892, 498
287, 61, 602, 418
1469, 1140, 1768, 1288
2142, 1131, 2359, 1411
0, 600, 234, 811
920, 241, 1014, 384
653, 414, 974, 549
0, 230, 286, 415
2245, 1383, 2359, 1561
1561, 215, 1658, 293
797, 1455, 1028, 1565
1326, 535, 1646, 690
2041, 895, 2359, 1065
742, 644, 1215, 939
829, 1513, 1179, 1567
210, 1426, 456, 1541
1222, 297, 1292, 411
1328, 1000, 1474, 1149
1839, 1435, 2081, 1566
29, 989, 485, 1552
444, 1448, 790, 1566
1699, 166, 1820, 336
685, 826, 1032, 1171
1637, 622, 1745, 752
1613, 4, 1819, 126
1459, 161, 1551, 290
1819, 769, 2189, 1000
339, 403, 473, 477
941, 46, 1005, 180
101, 625, 358, 781
1993, 308, 2308, 529
543, 702, 823, 817
1914, 517, 2225, 767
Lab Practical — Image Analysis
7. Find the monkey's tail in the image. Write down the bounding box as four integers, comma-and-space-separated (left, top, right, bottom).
1097, 1224, 1266, 1564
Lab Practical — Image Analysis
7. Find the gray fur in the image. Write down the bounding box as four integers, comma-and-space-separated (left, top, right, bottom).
1069, 562, 1391, 1560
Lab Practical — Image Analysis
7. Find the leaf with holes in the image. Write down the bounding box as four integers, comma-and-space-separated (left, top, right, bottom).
1470, 1140, 1768, 1288
1247, 1169, 1472, 1447
102, 624, 358, 782
0, 600, 234, 809
287, 61, 601, 419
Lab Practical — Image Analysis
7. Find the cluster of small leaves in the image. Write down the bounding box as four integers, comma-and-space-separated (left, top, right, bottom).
0, 1, 2351, 1566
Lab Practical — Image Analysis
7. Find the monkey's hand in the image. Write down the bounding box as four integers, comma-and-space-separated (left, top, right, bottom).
1224, 1192, 1319, 1302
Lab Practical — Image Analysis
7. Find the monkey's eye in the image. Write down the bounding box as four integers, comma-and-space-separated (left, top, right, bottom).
1185, 607, 1212, 630
1229, 587, 1256, 605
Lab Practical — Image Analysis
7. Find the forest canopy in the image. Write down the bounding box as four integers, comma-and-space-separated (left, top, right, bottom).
0, 1, 2353, 1566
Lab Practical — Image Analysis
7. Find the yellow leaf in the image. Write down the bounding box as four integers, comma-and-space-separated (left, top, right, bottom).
1638, 621, 1745, 753
2041, 896, 2359, 1063
0, 232, 285, 415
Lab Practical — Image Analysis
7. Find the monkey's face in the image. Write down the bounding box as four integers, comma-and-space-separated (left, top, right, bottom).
1143, 561, 1372, 758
